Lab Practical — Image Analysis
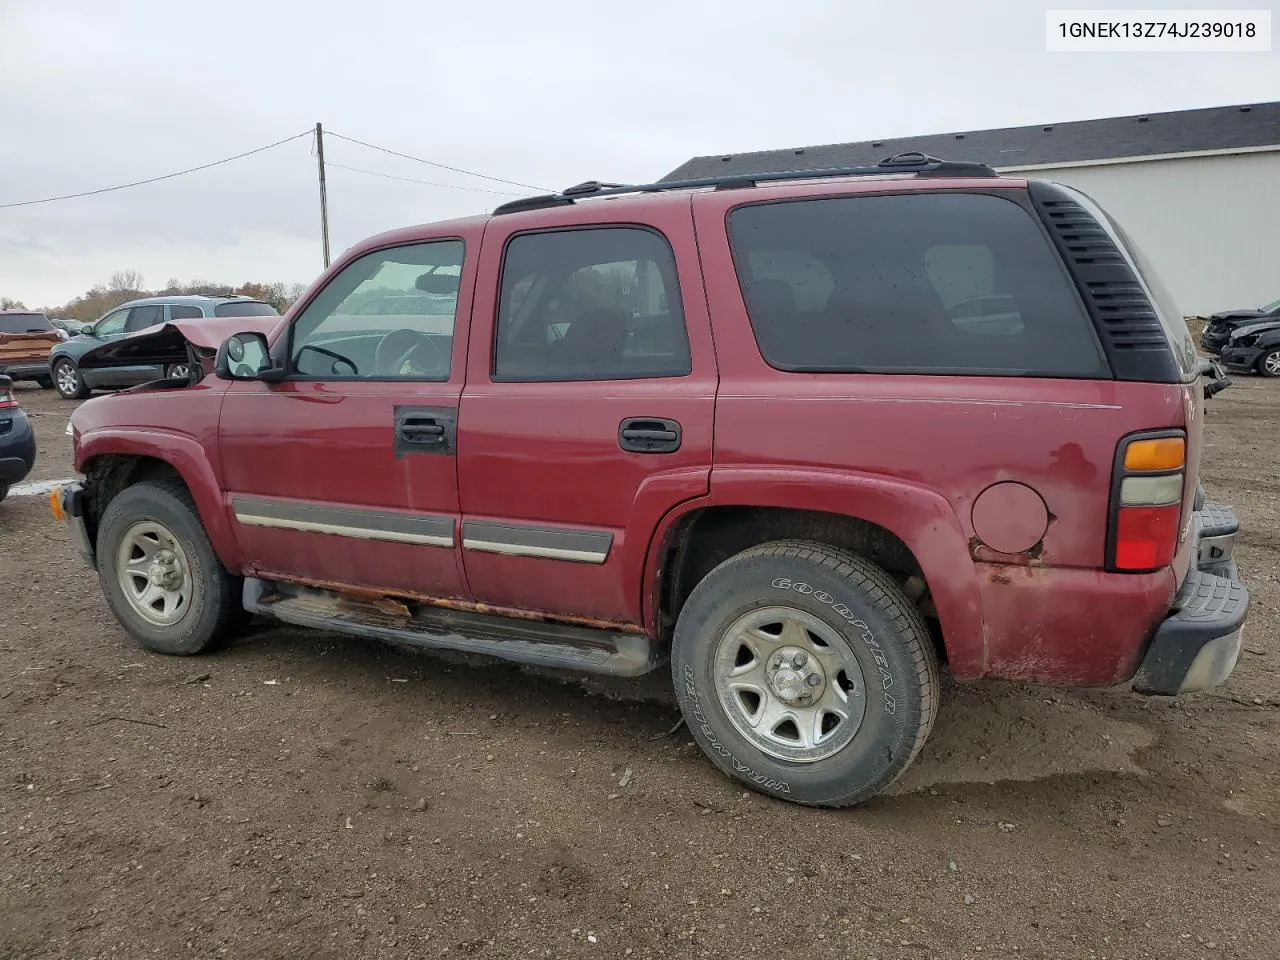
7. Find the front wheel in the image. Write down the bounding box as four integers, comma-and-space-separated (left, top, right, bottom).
1257, 348, 1280, 379
672, 540, 939, 807
53, 358, 89, 399
96, 479, 243, 655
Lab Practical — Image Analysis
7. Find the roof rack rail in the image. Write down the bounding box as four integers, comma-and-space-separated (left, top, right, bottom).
491, 153, 998, 216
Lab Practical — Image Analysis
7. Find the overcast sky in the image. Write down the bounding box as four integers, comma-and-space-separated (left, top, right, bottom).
2, 0, 1276, 308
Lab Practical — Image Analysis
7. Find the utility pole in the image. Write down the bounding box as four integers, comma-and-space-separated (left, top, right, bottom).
315, 122, 331, 269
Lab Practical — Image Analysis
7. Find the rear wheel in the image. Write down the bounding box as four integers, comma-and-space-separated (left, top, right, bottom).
53, 358, 89, 399
672, 540, 939, 807
1258, 348, 1280, 378
96, 479, 243, 655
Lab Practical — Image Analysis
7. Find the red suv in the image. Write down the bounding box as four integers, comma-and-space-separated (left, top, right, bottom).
53, 154, 1248, 807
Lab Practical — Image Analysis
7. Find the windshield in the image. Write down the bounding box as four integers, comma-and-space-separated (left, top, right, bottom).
214, 301, 280, 318
1262, 297, 1280, 313
0, 313, 54, 334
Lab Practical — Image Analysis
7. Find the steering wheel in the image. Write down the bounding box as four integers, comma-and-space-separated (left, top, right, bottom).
373, 328, 449, 378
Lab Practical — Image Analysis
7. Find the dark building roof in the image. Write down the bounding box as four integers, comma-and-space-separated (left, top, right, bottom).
661, 101, 1280, 182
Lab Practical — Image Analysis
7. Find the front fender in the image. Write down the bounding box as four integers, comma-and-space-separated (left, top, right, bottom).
76, 428, 241, 571
643, 466, 988, 679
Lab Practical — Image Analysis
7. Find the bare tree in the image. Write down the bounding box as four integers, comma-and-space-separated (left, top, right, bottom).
108, 270, 144, 293
1, 297, 27, 310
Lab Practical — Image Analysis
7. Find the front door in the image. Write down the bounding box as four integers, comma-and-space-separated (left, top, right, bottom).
457, 201, 718, 626
218, 231, 480, 599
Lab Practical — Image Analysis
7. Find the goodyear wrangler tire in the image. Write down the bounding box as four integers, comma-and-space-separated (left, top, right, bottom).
672, 540, 939, 807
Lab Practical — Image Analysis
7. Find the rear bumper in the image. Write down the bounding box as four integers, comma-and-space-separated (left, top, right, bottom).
50, 481, 95, 567
0, 412, 36, 483
1131, 502, 1249, 695
0, 362, 50, 381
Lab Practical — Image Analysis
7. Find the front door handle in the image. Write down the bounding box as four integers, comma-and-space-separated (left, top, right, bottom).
394, 406, 456, 457
619, 417, 682, 454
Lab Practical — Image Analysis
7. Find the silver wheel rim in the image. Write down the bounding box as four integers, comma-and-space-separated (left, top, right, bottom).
56, 362, 78, 396
713, 606, 867, 763
1265, 352, 1280, 376
167, 364, 190, 380
115, 520, 194, 627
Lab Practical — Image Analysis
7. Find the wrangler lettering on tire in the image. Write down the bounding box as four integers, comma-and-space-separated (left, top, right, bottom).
672, 540, 939, 807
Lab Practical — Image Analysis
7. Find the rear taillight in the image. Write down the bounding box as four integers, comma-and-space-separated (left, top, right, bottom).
1108, 433, 1185, 572
0, 387, 16, 409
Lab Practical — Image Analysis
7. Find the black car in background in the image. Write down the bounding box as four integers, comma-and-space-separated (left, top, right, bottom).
0, 375, 36, 502
1200, 297, 1280, 355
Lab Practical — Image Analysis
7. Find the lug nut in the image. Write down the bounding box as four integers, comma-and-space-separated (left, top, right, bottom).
798, 694, 813, 705
806, 673, 822, 687
771, 655, 784, 669
792, 652, 808, 668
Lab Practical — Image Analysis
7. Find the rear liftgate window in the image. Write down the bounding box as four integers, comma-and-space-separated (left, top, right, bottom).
729, 192, 1109, 377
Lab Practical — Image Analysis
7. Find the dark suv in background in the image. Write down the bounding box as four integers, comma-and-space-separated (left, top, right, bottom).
49, 295, 278, 399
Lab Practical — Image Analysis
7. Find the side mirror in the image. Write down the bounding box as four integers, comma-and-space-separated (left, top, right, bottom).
214, 332, 282, 382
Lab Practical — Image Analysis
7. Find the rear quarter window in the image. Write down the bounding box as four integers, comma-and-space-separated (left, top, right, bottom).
214, 301, 279, 318
728, 192, 1109, 378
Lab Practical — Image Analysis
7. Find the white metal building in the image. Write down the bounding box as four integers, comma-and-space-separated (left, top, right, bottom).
662, 103, 1280, 317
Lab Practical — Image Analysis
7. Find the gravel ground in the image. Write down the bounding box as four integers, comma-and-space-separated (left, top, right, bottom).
1, 380, 1277, 960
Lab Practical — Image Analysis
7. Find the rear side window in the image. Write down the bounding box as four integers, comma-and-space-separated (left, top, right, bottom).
169, 305, 203, 320
728, 193, 1108, 377
0, 313, 52, 333
494, 227, 691, 382
215, 300, 279, 318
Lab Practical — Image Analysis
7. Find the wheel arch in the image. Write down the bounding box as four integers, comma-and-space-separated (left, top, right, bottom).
78, 431, 241, 571
642, 468, 988, 679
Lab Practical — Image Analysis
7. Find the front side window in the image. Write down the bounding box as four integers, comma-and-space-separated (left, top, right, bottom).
729, 193, 1109, 377
95, 308, 130, 338
494, 227, 690, 381
289, 240, 464, 380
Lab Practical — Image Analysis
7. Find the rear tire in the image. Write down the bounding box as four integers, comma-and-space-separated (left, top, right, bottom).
672, 540, 939, 807
1257, 348, 1280, 378
96, 479, 243, 655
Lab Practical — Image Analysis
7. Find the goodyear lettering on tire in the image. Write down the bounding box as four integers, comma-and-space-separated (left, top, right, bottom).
772, 577, 897, 715
682, 664, 791, 794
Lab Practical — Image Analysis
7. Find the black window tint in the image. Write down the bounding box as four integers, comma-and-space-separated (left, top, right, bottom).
729, 193, 1108, 377
169, 305, 203, 320
0, 313, 52, 333
125, 305, 165, 332
215, 300, 279, 318
494, 227, 691, 382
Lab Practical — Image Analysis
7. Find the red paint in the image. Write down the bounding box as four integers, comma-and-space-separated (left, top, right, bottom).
69, 173, 1207, 688
971, 482, 1050, 555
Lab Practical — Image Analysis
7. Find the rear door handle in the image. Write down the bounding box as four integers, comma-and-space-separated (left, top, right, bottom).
394, 406, 456, 457
619, 417, 682, 454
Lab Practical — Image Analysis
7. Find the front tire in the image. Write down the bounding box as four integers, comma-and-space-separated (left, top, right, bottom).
53, 358, 89, 399
96, 479, 243, 655
1257, 348, 1280, 379
672, 540, 939, 807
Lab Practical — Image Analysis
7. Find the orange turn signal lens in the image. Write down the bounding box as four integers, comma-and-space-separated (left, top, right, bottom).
49, 488, 66, 522
1123, 437, 1185, 472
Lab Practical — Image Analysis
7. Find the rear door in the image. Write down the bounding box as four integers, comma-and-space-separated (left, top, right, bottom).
457, 197, 717, 626
218, 231, 479, 599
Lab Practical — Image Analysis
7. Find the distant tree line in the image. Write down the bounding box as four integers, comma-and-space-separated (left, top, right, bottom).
3, 271, 308, 322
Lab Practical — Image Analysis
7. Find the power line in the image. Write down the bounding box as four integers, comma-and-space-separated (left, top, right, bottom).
324, 161, 529, 196
0, 130, 314, 210
325, 130, 549, 192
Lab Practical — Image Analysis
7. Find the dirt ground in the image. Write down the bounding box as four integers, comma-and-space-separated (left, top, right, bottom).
2, 377, 1277, 960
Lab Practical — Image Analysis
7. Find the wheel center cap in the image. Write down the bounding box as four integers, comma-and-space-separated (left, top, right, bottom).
766, 646, 826, 705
